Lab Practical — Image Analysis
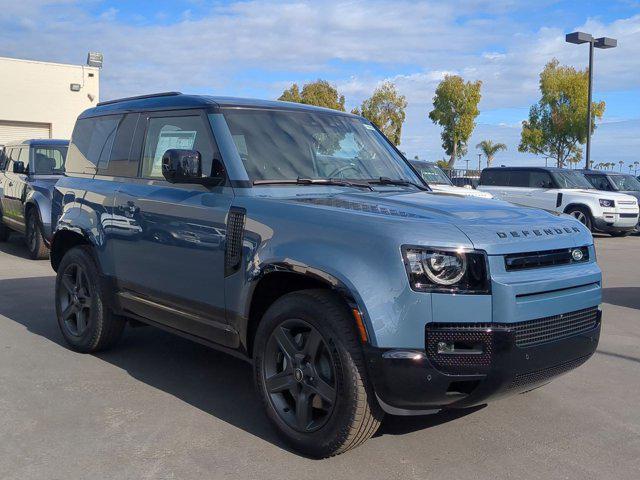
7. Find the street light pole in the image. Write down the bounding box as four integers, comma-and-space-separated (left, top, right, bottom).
477, 153, 482, 172
565, 32, 617, 171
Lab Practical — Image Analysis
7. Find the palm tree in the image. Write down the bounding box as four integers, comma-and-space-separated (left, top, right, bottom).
619, 160, 624, 172
476, 140, 507, 168
634, 161, 639, 175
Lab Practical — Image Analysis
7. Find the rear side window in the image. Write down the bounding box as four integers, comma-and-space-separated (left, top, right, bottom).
480, 169, 509, 186
528, 171, 553, 188
97, 113, 142, 178
141, 114, 216, 179
67, 115, 121, 174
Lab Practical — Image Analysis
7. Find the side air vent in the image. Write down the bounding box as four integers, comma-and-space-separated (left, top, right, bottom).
225, 207, 246, 276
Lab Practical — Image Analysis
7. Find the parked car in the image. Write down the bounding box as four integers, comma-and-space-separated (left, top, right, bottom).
580, 169, 640, 233
410, 160, 493, 198
478, 167, 639, 237
51, 93, 602, 457
0, 139, 68, 258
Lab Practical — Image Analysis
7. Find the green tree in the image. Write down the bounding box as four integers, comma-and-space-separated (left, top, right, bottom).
476, 140, 507, 167
352, 82, 407, 146
519, 59, 605, 168
278, 79, 346, 111
428, 75, 482, 168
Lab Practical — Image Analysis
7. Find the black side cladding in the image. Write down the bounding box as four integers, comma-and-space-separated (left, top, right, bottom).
225, 207, 246, 276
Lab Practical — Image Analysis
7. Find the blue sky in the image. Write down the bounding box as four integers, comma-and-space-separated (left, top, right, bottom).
1, 0, 639, 167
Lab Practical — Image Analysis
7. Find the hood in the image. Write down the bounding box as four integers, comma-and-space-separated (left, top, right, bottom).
289, 189, 592, 254
430, 184, 493, 199
618, 190, 640, 201
567, 189, 638, 202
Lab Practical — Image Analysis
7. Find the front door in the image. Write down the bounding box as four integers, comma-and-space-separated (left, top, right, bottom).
111, 111, 235, 346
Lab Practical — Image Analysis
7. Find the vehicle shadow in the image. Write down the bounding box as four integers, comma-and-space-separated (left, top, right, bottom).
0, 233, 32, 260
0, 275, 482, 456
602, 287, 640, 310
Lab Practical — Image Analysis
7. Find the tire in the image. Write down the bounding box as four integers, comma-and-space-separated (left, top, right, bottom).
25, 210, 49, 259
253, 289, 383, 458
55, 246, 125, 353
0, 214, 10, 242
566, 206, 593, 231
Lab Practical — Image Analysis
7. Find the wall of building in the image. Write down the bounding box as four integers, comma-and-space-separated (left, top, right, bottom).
0, 56, 100, 142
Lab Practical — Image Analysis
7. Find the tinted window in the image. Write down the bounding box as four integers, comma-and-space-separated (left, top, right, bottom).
142, 115, 216, 179
410, 162, 453, 185
610, 174, 640, 191
32, 146, 67, 174
507, 170, 529, 187
585, 174, 613, 191
529, 171, 553, 188
480, 169, 509, 186
98, 113, 142, 177
67, 116, 121, 174
552, 170, 594, 189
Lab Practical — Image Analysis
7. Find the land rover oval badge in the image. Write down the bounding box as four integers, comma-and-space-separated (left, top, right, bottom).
572, 249, 584, 261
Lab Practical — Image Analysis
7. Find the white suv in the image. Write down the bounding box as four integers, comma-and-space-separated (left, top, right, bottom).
478, 167, 639, 237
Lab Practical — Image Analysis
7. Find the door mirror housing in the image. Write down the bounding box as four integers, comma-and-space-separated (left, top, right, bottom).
162, 149, 225, 186
12, 160, 25, 174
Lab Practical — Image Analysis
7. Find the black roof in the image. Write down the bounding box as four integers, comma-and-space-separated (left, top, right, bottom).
80, 92, 360, 119
3, 139, 69, 147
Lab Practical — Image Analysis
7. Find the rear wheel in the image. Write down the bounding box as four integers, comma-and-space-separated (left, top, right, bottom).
609, 230, 631, 237
55, 246, 125, 353
254, 290, 383, 458
25, 210, 49, 259
566, 206, 592, 231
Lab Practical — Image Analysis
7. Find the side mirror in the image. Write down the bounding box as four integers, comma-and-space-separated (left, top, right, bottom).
12, 161, 25, 174
162, 149, 202, 183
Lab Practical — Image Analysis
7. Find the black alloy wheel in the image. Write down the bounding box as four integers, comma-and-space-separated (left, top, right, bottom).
58, 262, 93, 337
263, 319, 337, 433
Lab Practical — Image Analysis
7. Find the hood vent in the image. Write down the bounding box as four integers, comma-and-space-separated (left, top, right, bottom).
294, 197, 429, 219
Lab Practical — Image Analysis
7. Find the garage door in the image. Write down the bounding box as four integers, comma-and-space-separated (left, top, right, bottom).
0, 120, 51, 144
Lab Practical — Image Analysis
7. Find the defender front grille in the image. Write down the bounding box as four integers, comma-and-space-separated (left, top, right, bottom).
504, 246, 589, 271
507, 354, 591, 391
511, 306, 599, 348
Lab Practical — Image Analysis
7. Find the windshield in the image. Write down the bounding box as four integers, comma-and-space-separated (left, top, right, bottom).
552, 170, 594, 189
32, 146, 67, 174
219, 109, 419, 183
410, 162, 453, 185
610, 174, 640, 191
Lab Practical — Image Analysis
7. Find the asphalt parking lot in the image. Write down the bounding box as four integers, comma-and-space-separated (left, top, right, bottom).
0, 233, 639, 480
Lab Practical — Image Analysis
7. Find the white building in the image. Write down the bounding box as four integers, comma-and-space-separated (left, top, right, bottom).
0, 56, 100, 144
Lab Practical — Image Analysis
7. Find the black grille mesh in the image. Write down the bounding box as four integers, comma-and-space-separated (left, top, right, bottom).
505, 246, 589, 271
507, 354, 591, 391
510, 307, 599, 348
225, 208, 245, 276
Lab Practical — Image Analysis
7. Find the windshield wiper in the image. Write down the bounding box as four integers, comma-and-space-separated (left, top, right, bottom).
367, 177, 429, 191
253, 178, 374, 190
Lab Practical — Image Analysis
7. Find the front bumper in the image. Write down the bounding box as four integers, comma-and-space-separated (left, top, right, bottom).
595, 212, 638, 232
366, 310, 601, 414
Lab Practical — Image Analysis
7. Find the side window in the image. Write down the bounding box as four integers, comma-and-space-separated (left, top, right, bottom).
142, 114, 215, 179
529, 171, 553, 188
508, 170, 530, 188
480, 170, 509, 186
586, 174, 611, 191
18, 147, 30, 172
67, 116, 121, 174
97, 113, 142, 177
0, 148, 11, 170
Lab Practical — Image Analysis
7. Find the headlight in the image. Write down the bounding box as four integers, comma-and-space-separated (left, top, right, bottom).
402, 247, 490, 294
599, 199, 615, 208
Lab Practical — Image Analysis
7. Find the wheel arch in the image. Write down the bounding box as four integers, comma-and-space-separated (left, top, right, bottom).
245, 263, 369, 357
563, 202, 594, 218
50, 228, 93, 272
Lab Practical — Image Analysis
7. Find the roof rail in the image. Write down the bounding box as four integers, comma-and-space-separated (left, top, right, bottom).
97, 91, 182, 107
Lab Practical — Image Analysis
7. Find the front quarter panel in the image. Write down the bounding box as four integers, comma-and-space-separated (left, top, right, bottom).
225, 194, 475, 349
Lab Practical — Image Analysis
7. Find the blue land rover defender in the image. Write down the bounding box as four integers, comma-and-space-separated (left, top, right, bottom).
51, 93, 602, 457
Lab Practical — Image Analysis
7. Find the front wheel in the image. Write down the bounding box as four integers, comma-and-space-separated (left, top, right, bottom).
566, 206, 593, 232
25, 210, 49, 259
55, 246, 125, 352
254, 290, 383, 458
